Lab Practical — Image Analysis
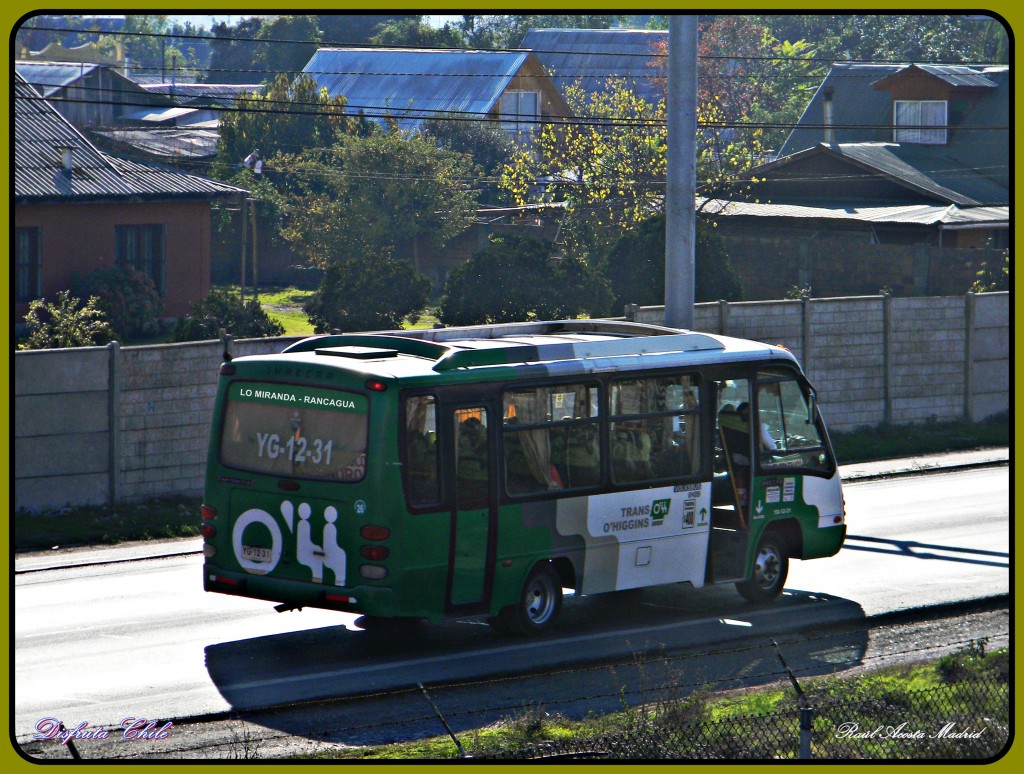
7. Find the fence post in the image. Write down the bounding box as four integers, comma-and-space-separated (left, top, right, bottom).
718, 299, 729, 335
800, 297, 810, 369
964, 292, 976, 421
772, 640, 814, 760
882, 293, 893, 425
107, 340, 121, 506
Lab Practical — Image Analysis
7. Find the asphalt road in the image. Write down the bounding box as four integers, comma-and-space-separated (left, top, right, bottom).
12, 458, 1009, 760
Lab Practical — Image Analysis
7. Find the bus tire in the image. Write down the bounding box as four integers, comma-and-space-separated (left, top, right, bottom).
736, 530, 789, 603
492, 563, 563, 636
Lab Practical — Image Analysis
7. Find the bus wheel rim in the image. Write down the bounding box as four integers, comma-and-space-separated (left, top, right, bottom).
755, 545, 781, 587
526, 576, 556, 623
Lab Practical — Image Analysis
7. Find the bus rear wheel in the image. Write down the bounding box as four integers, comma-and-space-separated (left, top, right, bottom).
490, 563, 563, 636
736, 530, 789, 603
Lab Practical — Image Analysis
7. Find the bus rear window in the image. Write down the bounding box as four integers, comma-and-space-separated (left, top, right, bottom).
219, 382, 369, 481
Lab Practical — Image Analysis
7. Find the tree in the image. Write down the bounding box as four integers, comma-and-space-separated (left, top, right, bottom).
368, 17, 467, 47
457, 14, 620, 49
500, 80, 668, 265
18, 291, 114, 350
439, 234, 612, 326
304, 257, 431, 333
278, 130, 479, 269
206, 17, 266, 84
171, 288, 284, 341
601, 214, 743, 311
215, 72, 353, 176
251, 15, 322, 78
760, 14, 1009, 65
420, 114, 516, 203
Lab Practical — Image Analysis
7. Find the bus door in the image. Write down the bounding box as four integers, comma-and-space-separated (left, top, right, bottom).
444, 404, 498, 612
710, 378, 753, 582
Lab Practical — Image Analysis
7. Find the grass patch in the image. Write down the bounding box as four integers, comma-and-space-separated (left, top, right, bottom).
298, 643, 1008, 761
829, 413, 1008, 464
15, 496, 201, 552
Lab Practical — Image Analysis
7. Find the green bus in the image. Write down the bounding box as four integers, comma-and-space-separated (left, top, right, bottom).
202, 320, 845, 635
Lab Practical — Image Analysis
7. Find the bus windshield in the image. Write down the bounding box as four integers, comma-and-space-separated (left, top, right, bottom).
218, 381, 369, 481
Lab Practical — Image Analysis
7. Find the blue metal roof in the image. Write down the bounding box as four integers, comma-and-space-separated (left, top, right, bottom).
15, 60, 103, 97
520, 28, 666, 104
302, 48, 532, 131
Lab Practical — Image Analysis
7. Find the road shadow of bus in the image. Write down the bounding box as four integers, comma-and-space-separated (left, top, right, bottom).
203, 586, 868, 748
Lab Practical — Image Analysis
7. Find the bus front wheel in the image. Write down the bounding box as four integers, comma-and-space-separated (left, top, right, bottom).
490, 563, 563, 636
736, 530, 789, 603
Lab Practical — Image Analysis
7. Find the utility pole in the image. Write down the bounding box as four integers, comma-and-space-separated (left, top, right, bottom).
664, 14, 698, 330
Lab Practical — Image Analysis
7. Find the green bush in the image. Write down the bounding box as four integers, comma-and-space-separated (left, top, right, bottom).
70, 266, 163, 339
18, 291, 115, 350
304, 257, 431, 333
172, 288, 285, 341
439, 234, 613, 326
602, 215, 743, 312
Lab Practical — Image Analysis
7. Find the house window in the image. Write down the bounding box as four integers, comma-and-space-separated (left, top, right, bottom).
16, 227, 41, 303
500, 91, 541, 143
116, 224, 165, 295
893, 100, 947, 145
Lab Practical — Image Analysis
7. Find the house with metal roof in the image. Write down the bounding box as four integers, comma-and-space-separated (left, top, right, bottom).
519, 28, 666, 106
300, 48, 571, 144
13, 74, 248, 323
704, 62, 1009, 298
15, 60, 175, 127
740, 62, 1009, 236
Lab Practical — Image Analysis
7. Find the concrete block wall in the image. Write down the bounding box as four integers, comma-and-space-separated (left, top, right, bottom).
969, 293, 1010, 422
888, 297, 966, 423
15, 295, 1008, 511
807, 296, 887, 430
14, 346, 113, 511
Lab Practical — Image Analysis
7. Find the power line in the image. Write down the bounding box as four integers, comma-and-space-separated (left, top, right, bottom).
17, 21, 1008, 68
18, 90, 1010, 135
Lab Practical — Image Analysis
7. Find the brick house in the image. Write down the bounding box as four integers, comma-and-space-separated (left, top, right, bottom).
13, 73, 248, 325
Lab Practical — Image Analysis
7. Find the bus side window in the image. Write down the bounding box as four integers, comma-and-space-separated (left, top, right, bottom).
610, 375, 700, 484
405, 395, 439, 507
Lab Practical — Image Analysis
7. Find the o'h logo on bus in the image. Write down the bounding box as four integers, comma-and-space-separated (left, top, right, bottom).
651, 499, 671, 524
232, 500, 346, 586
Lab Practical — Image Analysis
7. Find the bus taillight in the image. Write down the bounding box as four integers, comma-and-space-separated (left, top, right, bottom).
360, 525, 390, 541
201, 505, 217, 520
360, 545, 390, 561
365, 379, 387, 392
201, 524, 217, 539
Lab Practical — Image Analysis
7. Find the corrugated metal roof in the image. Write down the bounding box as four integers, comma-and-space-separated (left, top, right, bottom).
14, 60, 102, 96
14, 74, 245, 201
91, 127, 221, 159
141, 82, 264, 106
302, 48, 532, 131
120, 106, 200, 123
700, 198, 1008, 226
878, 63, 1000, 89
520, 28, 665, 103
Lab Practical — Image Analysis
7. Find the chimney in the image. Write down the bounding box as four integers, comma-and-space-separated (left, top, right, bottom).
822, 88, 835, 144
58, 145, 74, 176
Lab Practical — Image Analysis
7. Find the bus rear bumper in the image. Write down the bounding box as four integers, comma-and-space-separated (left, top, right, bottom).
203, 565, 395, 616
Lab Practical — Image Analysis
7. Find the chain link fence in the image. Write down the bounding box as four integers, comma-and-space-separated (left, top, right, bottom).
473, 675, 1009, 761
